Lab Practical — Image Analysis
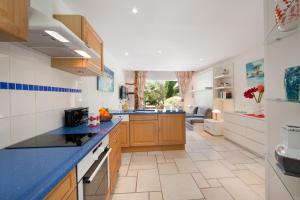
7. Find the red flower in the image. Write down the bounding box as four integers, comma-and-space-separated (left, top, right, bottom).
243, 85, 265, 103
244, 87, 258, 99
257, 84, 264, 93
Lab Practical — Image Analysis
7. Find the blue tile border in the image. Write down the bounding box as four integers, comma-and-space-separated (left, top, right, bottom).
0, 81, 81, 93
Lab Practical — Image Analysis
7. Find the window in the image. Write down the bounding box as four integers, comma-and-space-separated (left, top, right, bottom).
144, 80, 180, 109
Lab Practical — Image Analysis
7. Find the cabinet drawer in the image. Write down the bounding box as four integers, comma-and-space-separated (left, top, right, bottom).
204, 123, 212, 131
44, 168, 76, 200
224, 130, 264, 156
224, 121, 245, 134
244, 128, 265, 145
130, 114, 157, 121
224, 112, 242, 124
243, 118, 264, 133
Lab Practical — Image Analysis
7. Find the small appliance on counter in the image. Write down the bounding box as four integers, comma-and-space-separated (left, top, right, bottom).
65, 107, 89, 127
275, 124, 300, 177
88, 113, 100, 127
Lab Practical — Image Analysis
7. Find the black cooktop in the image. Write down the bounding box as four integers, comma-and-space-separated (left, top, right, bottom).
6, 132, 95, 149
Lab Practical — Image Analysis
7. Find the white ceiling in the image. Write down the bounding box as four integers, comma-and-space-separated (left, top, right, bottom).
63, 0, 264, 71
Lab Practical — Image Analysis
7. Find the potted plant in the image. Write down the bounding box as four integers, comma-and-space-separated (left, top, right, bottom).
244, 84, 265, 115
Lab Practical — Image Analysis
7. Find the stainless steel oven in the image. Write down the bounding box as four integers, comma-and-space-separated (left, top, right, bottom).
77, 135, 111, 200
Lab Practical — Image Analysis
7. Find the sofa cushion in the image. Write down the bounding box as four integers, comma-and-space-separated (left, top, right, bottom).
205, 108, 212, 119
188, 106, 198, 114
186, 118, 205, 124
197, 107, 207, 116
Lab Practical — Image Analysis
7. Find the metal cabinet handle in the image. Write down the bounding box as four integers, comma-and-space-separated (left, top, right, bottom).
83, 148, 111, 183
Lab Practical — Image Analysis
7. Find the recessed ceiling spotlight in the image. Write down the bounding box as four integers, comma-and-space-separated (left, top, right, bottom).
132, 7, 138, 14
124, 52, 129, 56
199, 58, 204, 61
157, 50, 162, 54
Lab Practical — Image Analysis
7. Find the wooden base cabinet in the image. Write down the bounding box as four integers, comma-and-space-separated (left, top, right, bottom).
0, 0, 28, 41
52, 15, 103, 76
44, 168, 77, 200
109, 125, 121, 192
122, 113, 186, 152
158, 114, 186, 145
120, 121, 130, 147
130, 120, 158, 146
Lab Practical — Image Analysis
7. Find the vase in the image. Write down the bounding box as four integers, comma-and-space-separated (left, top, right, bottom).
275, 0, 300, 32
254, 103, 264, 116
284, 66, 300, 102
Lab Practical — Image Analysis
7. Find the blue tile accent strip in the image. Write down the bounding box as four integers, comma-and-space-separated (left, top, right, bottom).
0, 81, 81, 93
0, 82, 8, 89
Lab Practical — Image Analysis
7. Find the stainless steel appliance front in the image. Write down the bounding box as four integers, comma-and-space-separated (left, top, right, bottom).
77, 136, 110, 200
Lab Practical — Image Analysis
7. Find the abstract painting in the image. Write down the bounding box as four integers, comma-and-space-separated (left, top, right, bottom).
246, 59, 264, 87
284, 66, 300, 102
97, 66, 114, 92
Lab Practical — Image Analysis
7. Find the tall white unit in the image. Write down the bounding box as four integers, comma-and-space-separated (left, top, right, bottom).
265, 0, 300, 199
213, 64, 235, 117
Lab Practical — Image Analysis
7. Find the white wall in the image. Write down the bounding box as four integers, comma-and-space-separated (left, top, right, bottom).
146, 71, 177, 81
0, 0, 125, 148
184, 68, 213, 110
80, 49, 125, 113
0, 0, 83, 149
231, 46, 264, 112
0, 43, 82, 148
265, 0, 300, 199
185, 45, 264, 113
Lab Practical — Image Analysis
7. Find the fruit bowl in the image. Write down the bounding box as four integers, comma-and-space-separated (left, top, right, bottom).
100, 113, 113, 122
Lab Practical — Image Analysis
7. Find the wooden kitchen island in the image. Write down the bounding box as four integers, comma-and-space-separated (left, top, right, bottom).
114, 111, 186, 152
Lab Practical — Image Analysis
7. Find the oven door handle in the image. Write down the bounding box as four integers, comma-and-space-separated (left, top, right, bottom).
83, 148, 111, 183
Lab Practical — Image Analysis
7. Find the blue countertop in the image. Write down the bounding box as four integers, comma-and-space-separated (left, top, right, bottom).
111, 110, 186, 115
0, 118, 121, 200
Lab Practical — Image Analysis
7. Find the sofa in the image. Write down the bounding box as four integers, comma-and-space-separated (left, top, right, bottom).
185, 106, 212, 130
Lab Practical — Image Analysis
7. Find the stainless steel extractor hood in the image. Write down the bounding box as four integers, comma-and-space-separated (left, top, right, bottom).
22, 8, 99, 58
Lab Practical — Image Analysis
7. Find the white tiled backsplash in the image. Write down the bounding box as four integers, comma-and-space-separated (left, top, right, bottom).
0, 43, 83, 148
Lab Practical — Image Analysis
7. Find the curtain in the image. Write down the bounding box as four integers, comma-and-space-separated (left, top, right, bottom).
176, 71, 193, 100
134, 71, 147, 109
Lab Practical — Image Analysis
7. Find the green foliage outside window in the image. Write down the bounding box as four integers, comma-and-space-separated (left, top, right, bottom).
144, 80, 180, 106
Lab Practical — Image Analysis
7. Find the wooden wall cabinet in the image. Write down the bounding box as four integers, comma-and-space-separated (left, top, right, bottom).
52, 15, 103, 76
120, 121, 130, 147
130, 120, 158, 146
0, 0, 28, 41
109, 125, 122, 192
158, 114, 186, 145
44, 168, 77, 200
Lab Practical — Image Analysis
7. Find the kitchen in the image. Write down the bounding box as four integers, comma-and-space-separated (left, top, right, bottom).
1, 0, 300, 200
0, 2, 186, 200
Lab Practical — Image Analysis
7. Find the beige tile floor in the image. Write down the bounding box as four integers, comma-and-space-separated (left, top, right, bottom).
111, 129, 266, 200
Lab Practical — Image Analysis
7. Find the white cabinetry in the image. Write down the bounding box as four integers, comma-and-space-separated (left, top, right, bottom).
223, 112, 265, 156
204, 119, 224, 135
266, 162, 293, 200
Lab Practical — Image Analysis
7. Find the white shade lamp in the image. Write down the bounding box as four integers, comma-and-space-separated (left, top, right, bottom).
212, 109, 221, 120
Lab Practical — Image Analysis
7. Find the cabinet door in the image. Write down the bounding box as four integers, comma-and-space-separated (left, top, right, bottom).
120, 121, 130, 147
109, 125, 121, 192
0, 0, 28, 41
158, 114, 186, 145
44, 168, 77, 200
82, 17, 103, 72
130, 121, 158, 146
